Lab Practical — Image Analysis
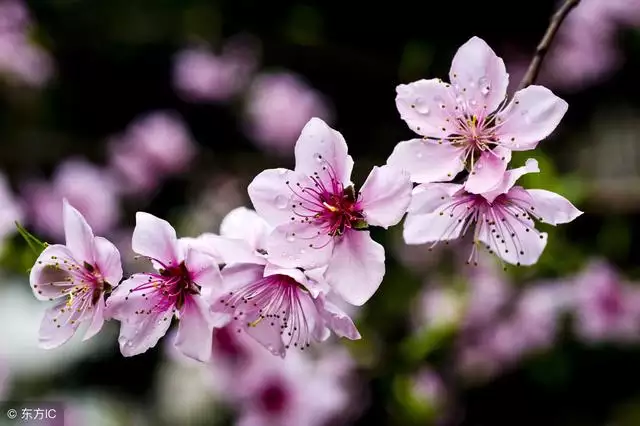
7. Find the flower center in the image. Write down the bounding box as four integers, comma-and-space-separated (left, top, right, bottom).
129, 261, 198, 312
286, 157, 366, 237
259, 380, 289, 414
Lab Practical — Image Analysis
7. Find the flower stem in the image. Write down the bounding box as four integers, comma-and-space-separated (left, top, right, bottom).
517, 0, 582, 91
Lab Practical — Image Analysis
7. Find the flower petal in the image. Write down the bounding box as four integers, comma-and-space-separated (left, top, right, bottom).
38, 299, 84, 349
481, 158, 539, 203
245, 314, 286, 358
175, 295, 214, 362
63, 199, 95, 263
464, 147, 512, 194
359, 165, 412, 228
525, 189, 583, 225
132, 212, 181, 265
93, 236, 123, 286
294, 117, 354, 184
325, 230, 384, 306
184, 248, 223, 303
106, 274, 173, 356
449, 36, 509, 114
265, 222, 334, 270
477, 202, 548, 266
387, 139, 465, 184
496, 85, 568, 150
315, 296, 361, 340
30, 245, 76, 301
220, 206, 271, 251
185, 233, 263, 265
403, 184, 467, 244
395, 79, 458, 138
247, 168, 303, 226
83, 294, 105, 341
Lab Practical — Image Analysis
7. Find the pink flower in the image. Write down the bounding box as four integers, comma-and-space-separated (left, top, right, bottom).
388, 36, 568, 194
233, 348, 354, 426
28, 200, 123, 349
411, 367, 445, 409
173, 35, 258, 103
106, 212, 222, 362
403, 158, 582, 265
207, 206, 361, 357
572, 260, 640, 343
107, 111, 196, 195
243, 72, 333, 156
23, 158, 120, 239
249, 118, 412, 305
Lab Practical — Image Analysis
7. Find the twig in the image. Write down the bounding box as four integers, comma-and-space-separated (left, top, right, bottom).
517, 0, 582, 91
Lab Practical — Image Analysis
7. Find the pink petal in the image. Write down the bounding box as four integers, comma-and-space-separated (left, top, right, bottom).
449, 36, 509, 114
63, 199, 95, 263
294, 117, 354, 184
395, 79, 458, 138
316, 296, 361, 340
245, 312, 287, 358
132, 212, 180, 265
83, 294, 105, 341
464, 147, 512, 194
93, 236, 123, 286
213, 263, 265, 307
477, 205, 548, 266
407, 183, 463, 215
403, 184, 466, 244
263, 263, 308, 287
29, 245, 76, 301
265, 222, 334, 270
386, 139, 465, 184
106, 274, 173, 356
38, 299, 84, 349
496, 85, 568, 150
193, 233, 264, 265
247, 168, 301, 226
359, 165, 412, 228
525, 189, 583, 225
175, 295, 214, 362
325, 231, 384, 306
482, 158, 540, 203
184, 248, 223, 301
220, 206, 271, 251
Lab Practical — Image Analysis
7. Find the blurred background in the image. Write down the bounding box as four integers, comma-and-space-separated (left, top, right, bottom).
0, 0, 640, 425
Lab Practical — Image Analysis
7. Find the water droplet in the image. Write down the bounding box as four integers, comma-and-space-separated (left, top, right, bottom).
414, 97, 430, 114
416, 152, 424, 159
313, 152, 324, 162
479, 77, 491, 95
299, 249, 306, 254
433, 95, 446, 110
470, 100, 477, 106
275, 195, 289, 209
286, 232, 296, 242
278, 169, 287, 176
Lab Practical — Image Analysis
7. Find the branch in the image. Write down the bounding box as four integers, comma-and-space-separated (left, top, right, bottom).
517, 0, 582, 91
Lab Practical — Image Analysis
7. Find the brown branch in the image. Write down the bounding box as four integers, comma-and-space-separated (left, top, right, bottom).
517, 0, 582, 91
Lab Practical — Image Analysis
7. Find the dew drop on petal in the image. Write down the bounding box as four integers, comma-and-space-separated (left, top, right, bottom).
479, 77, 491, 96
286, 232, 296, 243
275, 195, 289, 209
313, 153, 324, 162
416, 151, 424, 159
433, 95, 446, 110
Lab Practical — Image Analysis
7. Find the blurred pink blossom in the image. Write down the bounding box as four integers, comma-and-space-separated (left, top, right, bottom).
108, 111, 196, 195
23, 159, 120, 240
243, 72, 333, 156
462, 259, 512, 327
411, 367, 445, 408
511, 0, 640, 92
233, 348, 354, 426
413, 283, 463, 331
173, 35, 259, 102
572, 260, 640, 343
0, 171, 23, 242
0, 0, 53, 87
